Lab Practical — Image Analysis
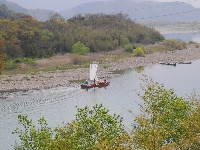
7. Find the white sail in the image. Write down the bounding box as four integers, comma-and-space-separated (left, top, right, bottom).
90, 64, 98, 81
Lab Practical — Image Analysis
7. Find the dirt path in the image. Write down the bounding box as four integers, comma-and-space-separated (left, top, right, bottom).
0, 44, 200, 92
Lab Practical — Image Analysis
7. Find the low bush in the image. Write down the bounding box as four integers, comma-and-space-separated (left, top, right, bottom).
4, 60, 19, 70
162, 39, 186, 50
124, 44, 133, 52
18, 58, 36, 65
3, 58, 36, 70
145, 39, 187, 54
188, 40, 197, 44
133, 47, 146, 57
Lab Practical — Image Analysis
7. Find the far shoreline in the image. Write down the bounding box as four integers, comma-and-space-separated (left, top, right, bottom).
0, 44, 200, 92
155, 28, 200, 34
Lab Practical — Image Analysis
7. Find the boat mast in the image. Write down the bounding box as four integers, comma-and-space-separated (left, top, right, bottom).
90, 64, 98, 81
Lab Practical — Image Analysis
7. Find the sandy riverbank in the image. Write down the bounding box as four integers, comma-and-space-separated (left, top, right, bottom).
0, 44, 200, 92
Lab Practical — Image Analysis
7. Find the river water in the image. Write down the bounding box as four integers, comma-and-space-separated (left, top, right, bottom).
1, 32, 200, 150
162, 32, 200, 43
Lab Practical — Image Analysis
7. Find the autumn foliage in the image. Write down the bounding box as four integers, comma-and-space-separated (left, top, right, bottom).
1, 13, 164, 61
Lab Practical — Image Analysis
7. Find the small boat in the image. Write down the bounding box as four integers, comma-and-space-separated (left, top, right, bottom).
81, 82, 110, 89
159, 62, 166, 65
80, 63, 110, 89
178, 62, 192, 64
165, 62, 176, 66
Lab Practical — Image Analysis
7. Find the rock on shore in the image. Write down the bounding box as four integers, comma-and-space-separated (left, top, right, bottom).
0, 44, 200, 92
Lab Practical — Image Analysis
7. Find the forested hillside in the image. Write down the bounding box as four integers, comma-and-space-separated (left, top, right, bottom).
0, 12, 164, 60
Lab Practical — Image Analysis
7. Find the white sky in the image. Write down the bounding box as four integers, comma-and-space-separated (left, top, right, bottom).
7, 0, 200, 11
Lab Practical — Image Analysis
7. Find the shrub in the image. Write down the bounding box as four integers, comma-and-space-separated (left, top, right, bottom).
18, 58, 36, 65
72, 41, 90, 55
4, 60, 19, 70
121, 38, 130, 48
124, 44, 133, 52
162, 39, 186, 50
188, 40, 197, 44
133, 47, 145, 57
3, 58, 36, 70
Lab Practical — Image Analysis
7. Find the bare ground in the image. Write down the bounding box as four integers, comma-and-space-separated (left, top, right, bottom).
1, 44, 200, 92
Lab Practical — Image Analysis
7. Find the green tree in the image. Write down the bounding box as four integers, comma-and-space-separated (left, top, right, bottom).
178, 95, 200, 149
72, 41, 90, 55
12, 114, 55, 150
124, 44, 133, 52
13, 104, 132, 150
120, 38, 133, 52
55, 104, 132, 150
121, 38, 130, 48
132, 77, 191, 149
48, 12, 65, 22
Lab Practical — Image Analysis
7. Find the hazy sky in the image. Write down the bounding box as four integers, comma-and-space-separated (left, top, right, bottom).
7, 0, 200, 11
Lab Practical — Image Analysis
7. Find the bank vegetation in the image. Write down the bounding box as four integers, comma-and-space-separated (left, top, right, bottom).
0, 12, 166, 72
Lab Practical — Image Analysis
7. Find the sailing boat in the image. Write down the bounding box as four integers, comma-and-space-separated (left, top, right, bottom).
80, 63, 110, 89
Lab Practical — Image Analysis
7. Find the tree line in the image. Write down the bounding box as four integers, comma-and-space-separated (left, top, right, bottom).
0, 12, 164, 60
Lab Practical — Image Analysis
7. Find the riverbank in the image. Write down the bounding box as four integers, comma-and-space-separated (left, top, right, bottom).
0, 44, 200, 92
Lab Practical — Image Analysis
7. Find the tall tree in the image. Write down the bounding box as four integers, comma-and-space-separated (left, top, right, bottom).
132, 77, 191, 149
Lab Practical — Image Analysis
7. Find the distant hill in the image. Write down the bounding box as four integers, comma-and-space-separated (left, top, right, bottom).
0, 4, 17, 19
0, 0, 199, 22
0, 0, 55, 21
59, 0, 200, 22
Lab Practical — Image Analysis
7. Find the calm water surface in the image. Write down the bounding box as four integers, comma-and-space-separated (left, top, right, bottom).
162, 32, 200, 43
1, 59, 200, 150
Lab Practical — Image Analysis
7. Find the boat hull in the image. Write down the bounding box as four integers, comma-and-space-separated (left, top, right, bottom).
81, 82, 110, 89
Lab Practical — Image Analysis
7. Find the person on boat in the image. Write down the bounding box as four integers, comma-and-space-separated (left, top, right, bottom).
104, 79, 107, 83
95, 76, 99, 84
85, 80, 88, 85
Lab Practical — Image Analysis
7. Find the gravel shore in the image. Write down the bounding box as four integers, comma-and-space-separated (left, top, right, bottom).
1, 44, 200, 92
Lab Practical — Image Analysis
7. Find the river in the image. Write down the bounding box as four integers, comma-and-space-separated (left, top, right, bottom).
0, 32, 200, 150
162, 32, 200, 43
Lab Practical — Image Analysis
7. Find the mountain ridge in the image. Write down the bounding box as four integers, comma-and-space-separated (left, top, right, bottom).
0, 0, 199, 21
0, 0, 55, 20
59, 0, 200, 21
